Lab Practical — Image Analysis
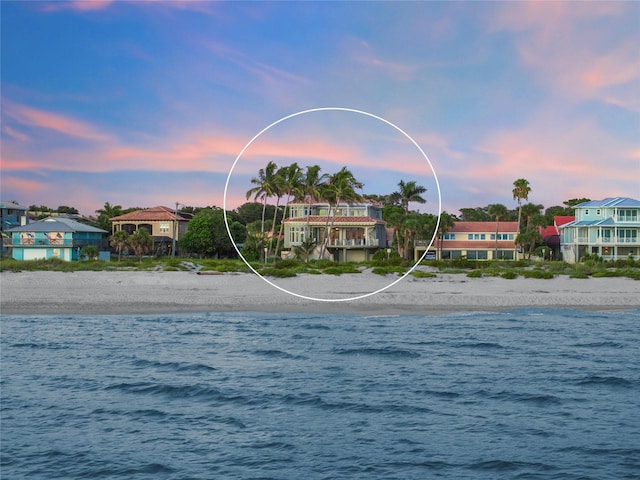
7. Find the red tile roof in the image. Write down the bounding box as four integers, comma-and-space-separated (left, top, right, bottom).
554, 216, 574, 227
110, 206, 191, 222
450, 221, 519, 233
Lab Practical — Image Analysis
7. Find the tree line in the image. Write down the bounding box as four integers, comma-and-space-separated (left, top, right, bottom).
32, 175, 589, 261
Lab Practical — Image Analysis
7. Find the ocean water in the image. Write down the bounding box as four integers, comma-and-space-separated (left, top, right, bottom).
1, 308, 639, 480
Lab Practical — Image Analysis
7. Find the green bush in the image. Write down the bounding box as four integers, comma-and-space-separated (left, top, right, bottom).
273, 259, 301, 269
371, 266, 406, 276
411, 270, 436, 278
569, 272, 590, 279
500, 271, 518, 279
466, 270, 483, 278
258, 267, 297, 278
322, 264, 361, 276
521, 269, 555, 279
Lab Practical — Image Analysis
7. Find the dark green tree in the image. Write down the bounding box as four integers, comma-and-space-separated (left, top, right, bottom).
488, 203, 510, 259
512, 178, 531, 232
110, 230, 129, 261
127, 228, 153, 262
95, 202, 123, 232
391, 180, 427, 212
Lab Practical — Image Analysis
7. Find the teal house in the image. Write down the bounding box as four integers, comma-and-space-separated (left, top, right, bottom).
7, 216, 108, 261
560, 197, 640, 263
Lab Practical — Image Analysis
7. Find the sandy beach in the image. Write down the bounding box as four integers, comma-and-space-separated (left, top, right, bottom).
1, 270, 638, 316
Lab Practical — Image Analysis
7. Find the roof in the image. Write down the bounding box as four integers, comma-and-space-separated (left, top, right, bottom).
450, 221, 519, 233
110, 206, 191, 222
284, 215, 385, 225
0, 201, 29, 211
554, 216, 575, 227
574, 197, 640, 208
7, 216, 108, 233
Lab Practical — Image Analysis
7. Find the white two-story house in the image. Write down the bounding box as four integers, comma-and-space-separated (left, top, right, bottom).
282, 198, 388, 262
560, 197, 640, 263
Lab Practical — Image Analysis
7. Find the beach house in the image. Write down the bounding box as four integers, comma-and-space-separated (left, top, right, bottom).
1, 201, 29, 256
110, 206, 193, 256
423, 221, 520, 260
559, 197, 640, 263
282, 198, 388, 261
7, 216, 108, 261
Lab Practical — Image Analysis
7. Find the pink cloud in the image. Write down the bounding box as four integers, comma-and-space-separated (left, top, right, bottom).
40, 0, 114, 12
3, 100, 111, 142
1, 176, 46, 194
490, 1, 639, 108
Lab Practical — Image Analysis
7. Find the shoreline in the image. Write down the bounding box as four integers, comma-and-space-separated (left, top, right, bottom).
1, 271, 638, 316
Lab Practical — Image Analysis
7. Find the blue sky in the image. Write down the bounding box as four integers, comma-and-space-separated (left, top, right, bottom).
2, 1, 638, 217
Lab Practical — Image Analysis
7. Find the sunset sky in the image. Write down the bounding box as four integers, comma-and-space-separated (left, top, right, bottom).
2, 1, 639, 217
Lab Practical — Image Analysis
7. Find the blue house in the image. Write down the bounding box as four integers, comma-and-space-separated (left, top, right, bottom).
560, 197, 640, 263
7, 216, 108, 261
1, 201, 29, 256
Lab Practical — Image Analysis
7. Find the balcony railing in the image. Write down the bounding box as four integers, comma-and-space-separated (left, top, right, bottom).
330, 238, 382, 247
570, 237, 639, 245
12, 239, 99, 247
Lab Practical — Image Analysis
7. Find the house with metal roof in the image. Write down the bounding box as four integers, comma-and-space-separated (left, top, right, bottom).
1, 201, 30, 256
559, 197, 640, 263
7, 216, 108, 261
282, 198, 388, 262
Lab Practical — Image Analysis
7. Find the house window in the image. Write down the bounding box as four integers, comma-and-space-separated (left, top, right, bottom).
596, 209, 601, 215
444, 233, 455, 240
619, 209, 638, 222
289, 226, 305, 244
619, 229, 638, 243
159, 222, 170, 233
585, 209, 589, 215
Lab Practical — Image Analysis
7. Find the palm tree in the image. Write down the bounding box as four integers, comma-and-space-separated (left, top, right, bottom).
293, 237, 317, 263
318, 167, 363, 259
520, 203, 544, 230
512, 178, 531, 233
300, 165, 328, 239
384, 206, 406, 257
110, 230, 129, 261
95, 202, 123, 233
436, 211, 456, 260
127, 228, 153, 262
274, 163, 303, 256
401, 212, 425, 261
246, 161, 279, 253
488, 203, 509, 260
392, 180, 427, 212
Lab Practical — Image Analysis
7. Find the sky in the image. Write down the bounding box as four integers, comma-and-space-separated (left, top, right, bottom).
1, 0, 639, 218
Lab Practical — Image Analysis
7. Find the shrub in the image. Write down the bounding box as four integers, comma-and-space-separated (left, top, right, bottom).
411, 270, 436, 278
273, 259, 301, 269
500, 271, 518, 279
569, 272, 589, 279
322, 265, 361, 276
466, 270, 483, 278
372, 266, 406, 276
258, 267, 297, 278
521, 269, 555, 279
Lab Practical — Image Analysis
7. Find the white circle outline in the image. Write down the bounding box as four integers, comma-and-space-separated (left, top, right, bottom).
223, 107, 442, 302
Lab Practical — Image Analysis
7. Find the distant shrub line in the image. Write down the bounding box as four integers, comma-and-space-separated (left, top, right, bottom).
0, 257, 638, 280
